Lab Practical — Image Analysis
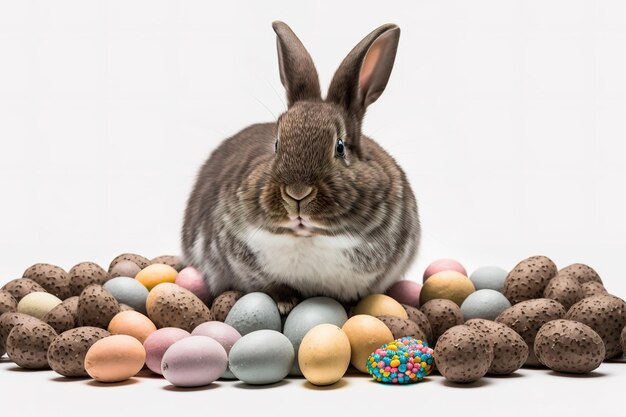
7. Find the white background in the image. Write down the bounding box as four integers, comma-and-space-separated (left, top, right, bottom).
0, 0, 625, 415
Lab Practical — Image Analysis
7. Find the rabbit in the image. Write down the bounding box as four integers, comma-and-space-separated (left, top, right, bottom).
182, 21, 420, 315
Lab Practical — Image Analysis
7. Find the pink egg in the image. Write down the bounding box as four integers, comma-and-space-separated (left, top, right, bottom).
143, 327, 190, 374
386, 280, 422, 307
175, 266, 212, 304
192, 321, 241, 354
161, 336, 228, 387
423, 259, 467, 282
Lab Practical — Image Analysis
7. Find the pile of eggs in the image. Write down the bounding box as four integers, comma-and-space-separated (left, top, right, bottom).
1, 253, 626, 388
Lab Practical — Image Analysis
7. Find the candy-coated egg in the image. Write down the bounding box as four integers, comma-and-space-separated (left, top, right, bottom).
104, 277, 149, 314
143, 327, 190, 374
298, 324, 351, 386
17, 292, 62, 319
423, 259, 467, 282
341, 315, 394, 373
161, 336, 227, 387
108, 310, 157, 343
353, 294, 408, 319
135, 264, 177, 291
175, 267, 211, 304
84, 335, 146, 382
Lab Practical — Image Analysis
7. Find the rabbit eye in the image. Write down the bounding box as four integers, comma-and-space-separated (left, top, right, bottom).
274, 139, 278, 153
336, 139, 346, 158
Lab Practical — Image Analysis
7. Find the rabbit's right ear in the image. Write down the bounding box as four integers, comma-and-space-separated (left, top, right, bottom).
272, 21, 321, 107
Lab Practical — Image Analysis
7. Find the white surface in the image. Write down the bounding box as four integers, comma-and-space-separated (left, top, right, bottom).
1, 0, 625, 414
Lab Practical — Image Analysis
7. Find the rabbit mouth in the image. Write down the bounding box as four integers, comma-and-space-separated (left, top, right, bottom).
280, 215, 326, 237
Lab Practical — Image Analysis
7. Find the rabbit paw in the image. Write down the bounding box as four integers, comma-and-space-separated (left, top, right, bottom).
267, 285, 301, 316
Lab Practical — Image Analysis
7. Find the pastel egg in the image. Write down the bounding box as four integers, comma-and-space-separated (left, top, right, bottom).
423, 259, 467, 282
109, 260, 142, 279
135, 264, 178, 291
469, 266, 508, 291
17, 292, 62, 319
104, 277, 149, 314
353, 294, 408, 319
175, 267, 212, 304
283, 297, 348, 375
419, 271, 475, 306
143, 327, 190, 374
146, 283, 213, 332
108, 310, 157, 343
461, 289, 512, 321
341, 315, 394, 373
224, 292, 281, 336
84, 335, 146, 382
298, 324, 351, 386
192, 321, 241, 378
229, 329, 294, 385
161, 336, 228, 387
385, 280, 422, 307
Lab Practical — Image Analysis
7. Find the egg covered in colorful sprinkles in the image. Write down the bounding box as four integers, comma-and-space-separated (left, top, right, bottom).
366, 337, 434, 384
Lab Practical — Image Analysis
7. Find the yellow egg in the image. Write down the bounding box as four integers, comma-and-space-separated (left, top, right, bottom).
419, 270, 476, 306
108, 310, 157, 344
298, 324, 351, 386
84, 335, 146, 382
135, 264, 177, 290
353, 294, 408, 319
342, 315, 394, 373
16, 292, 62, 319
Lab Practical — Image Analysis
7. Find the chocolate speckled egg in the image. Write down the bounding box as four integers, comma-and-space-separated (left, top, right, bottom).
534, 319, 604, 374
402, 304, 433, 343
68, 262, 110, 296
85, 335, 146, 382
565, 294, 626, 359
1, 312, 42, 355
386, 280, 422, 307
150, 255, 184, 272
22, 263, 71, 300
2, 278, 47, 301
469, 266, 508, 291
581, 281, 608, 298
0, 290, 17, 315
466, 319, 528, 375
175, 266, 211, 304
377, 315, 428, 342
108, 253, 150, 272
136, 264, 178, 290
146, 283, 212, 332
420, 299, 464, 345
17, 291, 62, 319
423, 259, 467, 281
354, 294, 408, 319
224, 292, 281, 336
162, 336, 228, 387
42, 296, 79, 334
460, 289, 511, 321
108, 310, 156, 343
7, 320, 57, 369
502, 256, 557, 304
143, 327, 190, 374
419, 271, 475, 306
109, 260, 142, 279
543, 274, 584, 310
496, 298, 566, 366
298, 324, 351, 386
77, 284, 121, 328
211, 291, 244, 322
103, 277, 149, 314
47, 327, 110, 377
621, 326, 626, 357
434, 325, 493, 383
341, 315, 394, 373
559, 263, 602, 285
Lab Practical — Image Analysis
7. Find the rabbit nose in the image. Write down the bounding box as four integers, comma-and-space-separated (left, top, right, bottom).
283, 184, 314, 202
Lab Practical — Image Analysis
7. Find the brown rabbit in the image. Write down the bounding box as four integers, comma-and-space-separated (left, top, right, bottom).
182, 21, 420, 314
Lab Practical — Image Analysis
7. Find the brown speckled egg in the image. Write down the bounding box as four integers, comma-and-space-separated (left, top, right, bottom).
109, 260, 142, 279
496, 298, 566, 366
150, 255, 184, 272
6, 320, 57, 369
466, 319, 529, 375
621, 326, 626, 357
565, 294, 626, 359
502, 256, 557, 304
402, 304, 434, 343
535, 319, 605, 373
434, 325, 493, 383
420, 299, 464, 345
559, 263, 602, 285
108, 253, 150, 272
211, 291, 244, 322
543, 274, 584, 310
42, 296, 79, 334
119, 303, 134, 312
0, 290, 17, 315
376, 315, 428, 343
69, 262, 110, 296
581, 281, 608, 298
1, 278, 46, 301
22, 263, 72, 300
146, 283, 212, 332
77, 284, 120, 329
47, 326, 110, 377
1, 312, 42, 356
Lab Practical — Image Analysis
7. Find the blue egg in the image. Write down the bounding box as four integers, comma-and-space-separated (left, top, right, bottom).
461, 289, 512, 321
224, 292, 281, 336
103, 277, 149, 314
470, 266, 508, 291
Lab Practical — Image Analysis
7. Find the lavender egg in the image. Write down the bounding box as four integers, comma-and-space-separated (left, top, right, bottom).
175, 267, 212, 304
143, 327, 190, 374
192, 321, 242, 379
386, 280, 422, 307
161, 336, 228, 387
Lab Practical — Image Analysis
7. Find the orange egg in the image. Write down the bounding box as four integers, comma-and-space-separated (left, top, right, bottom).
135, 264, 177, 290
108, 310, 157, 343
85, 335, 146, 382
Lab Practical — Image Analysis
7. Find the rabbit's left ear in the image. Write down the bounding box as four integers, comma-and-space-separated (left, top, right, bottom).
272, 21, 321, 107
327, 24, 400, 120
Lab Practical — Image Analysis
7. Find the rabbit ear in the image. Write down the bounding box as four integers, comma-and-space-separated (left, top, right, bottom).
272, 21, 321, 107
327, 24, 400, 119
